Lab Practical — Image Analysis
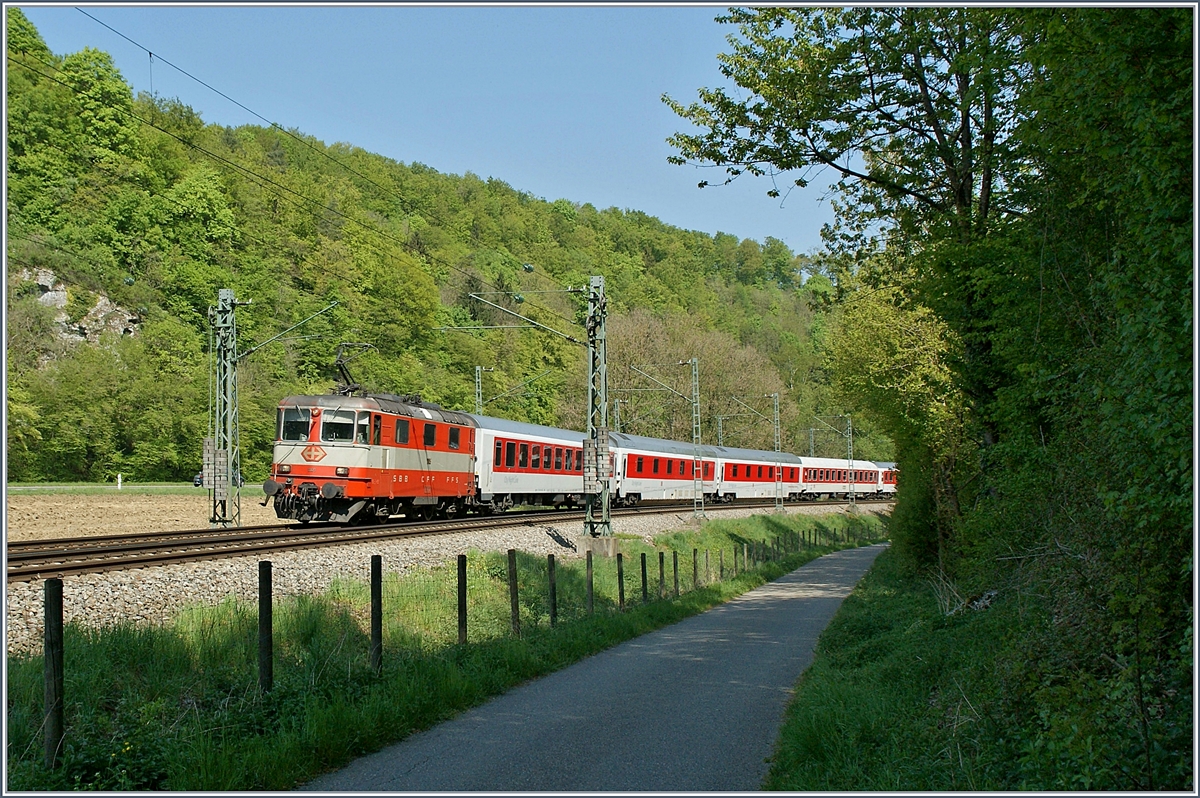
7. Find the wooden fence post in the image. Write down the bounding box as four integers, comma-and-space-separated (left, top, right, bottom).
743, 542, 749, 572
617, 552, 625, 611
457, 554, 468, 645
692, 548, 698, 591
672, 550, 679, 598
548, 554, 557, 626
259, 561, 273, 693
370, 554, 382, 673
641, 553, 648, 603
719, 549, 725, 580
658, 551, 665, 599
586, 550, 594, 615
705, 549, 710, 584
43, 578, 63, 769
508, 549, 520, 637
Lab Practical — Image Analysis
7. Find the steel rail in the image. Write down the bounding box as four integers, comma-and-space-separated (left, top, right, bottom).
6, 499, 891, 583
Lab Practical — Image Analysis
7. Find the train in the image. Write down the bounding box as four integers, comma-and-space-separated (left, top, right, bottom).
261, 392, 898, 524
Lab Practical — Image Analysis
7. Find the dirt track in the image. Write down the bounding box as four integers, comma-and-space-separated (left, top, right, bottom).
5, 492, 281, 541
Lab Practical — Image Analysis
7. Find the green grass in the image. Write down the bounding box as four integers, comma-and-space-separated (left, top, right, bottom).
763, 545, 1023, 791
764, 543, 1194, 791
6, 511, 885, 791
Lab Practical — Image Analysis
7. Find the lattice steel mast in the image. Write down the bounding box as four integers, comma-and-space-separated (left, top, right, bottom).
583, 276, 612, 537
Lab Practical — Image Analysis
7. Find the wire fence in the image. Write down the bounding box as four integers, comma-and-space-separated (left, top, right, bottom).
34, 520, 876, 768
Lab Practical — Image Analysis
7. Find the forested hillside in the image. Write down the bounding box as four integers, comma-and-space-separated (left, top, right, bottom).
669, 7, 1191, 789
5, 8, 888, 484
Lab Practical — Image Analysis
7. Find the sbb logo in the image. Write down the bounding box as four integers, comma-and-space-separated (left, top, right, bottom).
301, 445, 327, 462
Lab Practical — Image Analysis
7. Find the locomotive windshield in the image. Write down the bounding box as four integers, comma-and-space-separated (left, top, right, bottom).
279, 407, 311, 441
321, 409, 357, 442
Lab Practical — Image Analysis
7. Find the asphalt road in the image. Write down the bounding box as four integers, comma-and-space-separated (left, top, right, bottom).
302, 543, 888, 792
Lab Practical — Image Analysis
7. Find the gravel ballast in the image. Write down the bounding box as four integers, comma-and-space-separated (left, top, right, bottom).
5, 503, 874, 656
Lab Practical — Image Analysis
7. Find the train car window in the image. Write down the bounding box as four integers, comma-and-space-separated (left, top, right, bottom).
423, 423, 436, 447
679, 460, 686, 476
577, 451, 583, 471
395, 419, 410, 445
564, 449, 573, 471
543, 446, 552, 469
704, 462, 711, 477
279, 407, 311, 441
372, 415, 382, 446
356, 412, 371, 443
555, 448, 563, 470
519, 443, 529, 468
449, 427, 460, 450
666, 460, 673, 475
732, 464, 738, 478
636, 456, 644, 473
321, 409, 356, 442
531, 445, 541, 469
652, 459, 659, 474
505, 441, 516, 468
756, 465, 762, 479
495, 440, 503, 465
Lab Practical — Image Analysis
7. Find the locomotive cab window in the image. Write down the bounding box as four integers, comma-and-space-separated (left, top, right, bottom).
423, 423, 436, 447
372, 415, 382, 446
449, 427, 460, 450
279, 407, 311, 441
356, 412, 370, 443
321, 409, 356, 442
395, 419, 410, 445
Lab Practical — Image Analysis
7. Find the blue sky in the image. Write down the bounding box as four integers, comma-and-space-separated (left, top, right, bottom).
18, 5, 840, 256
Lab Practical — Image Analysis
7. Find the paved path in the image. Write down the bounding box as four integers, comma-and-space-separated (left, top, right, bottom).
302, 543, 888, 792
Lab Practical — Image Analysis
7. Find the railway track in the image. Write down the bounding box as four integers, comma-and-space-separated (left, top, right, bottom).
6, 499, 890, 583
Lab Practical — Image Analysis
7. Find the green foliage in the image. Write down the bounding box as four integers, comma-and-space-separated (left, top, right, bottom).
6, 15, 869, 485
767, 545, 1191, 791
671, 6, 1191, 788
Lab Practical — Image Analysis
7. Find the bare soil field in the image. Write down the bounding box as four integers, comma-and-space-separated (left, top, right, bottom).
5, 493, 281, 541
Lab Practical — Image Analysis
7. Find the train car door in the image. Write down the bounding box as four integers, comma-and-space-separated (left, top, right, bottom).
419, 419, 436, 498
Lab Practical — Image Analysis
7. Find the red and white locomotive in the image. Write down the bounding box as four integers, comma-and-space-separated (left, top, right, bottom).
263, 391, 897, 524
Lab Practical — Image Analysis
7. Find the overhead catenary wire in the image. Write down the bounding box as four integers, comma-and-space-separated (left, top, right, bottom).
9, 52, 583, 335
73, 7, 579, 297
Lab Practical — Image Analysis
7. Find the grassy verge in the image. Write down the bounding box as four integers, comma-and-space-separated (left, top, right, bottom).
7, 511, 886, 791
764, 544, 1019, 791
765, 543, 1194, 791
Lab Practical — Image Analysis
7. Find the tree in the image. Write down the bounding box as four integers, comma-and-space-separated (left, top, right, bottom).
665, 8, 1025, 242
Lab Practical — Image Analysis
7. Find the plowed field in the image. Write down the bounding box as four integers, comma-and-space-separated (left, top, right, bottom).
6, 492, 280, 541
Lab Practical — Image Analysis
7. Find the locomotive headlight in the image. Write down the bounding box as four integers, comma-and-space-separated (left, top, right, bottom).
277, 464, 291, 474
335, 466, 349, 476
